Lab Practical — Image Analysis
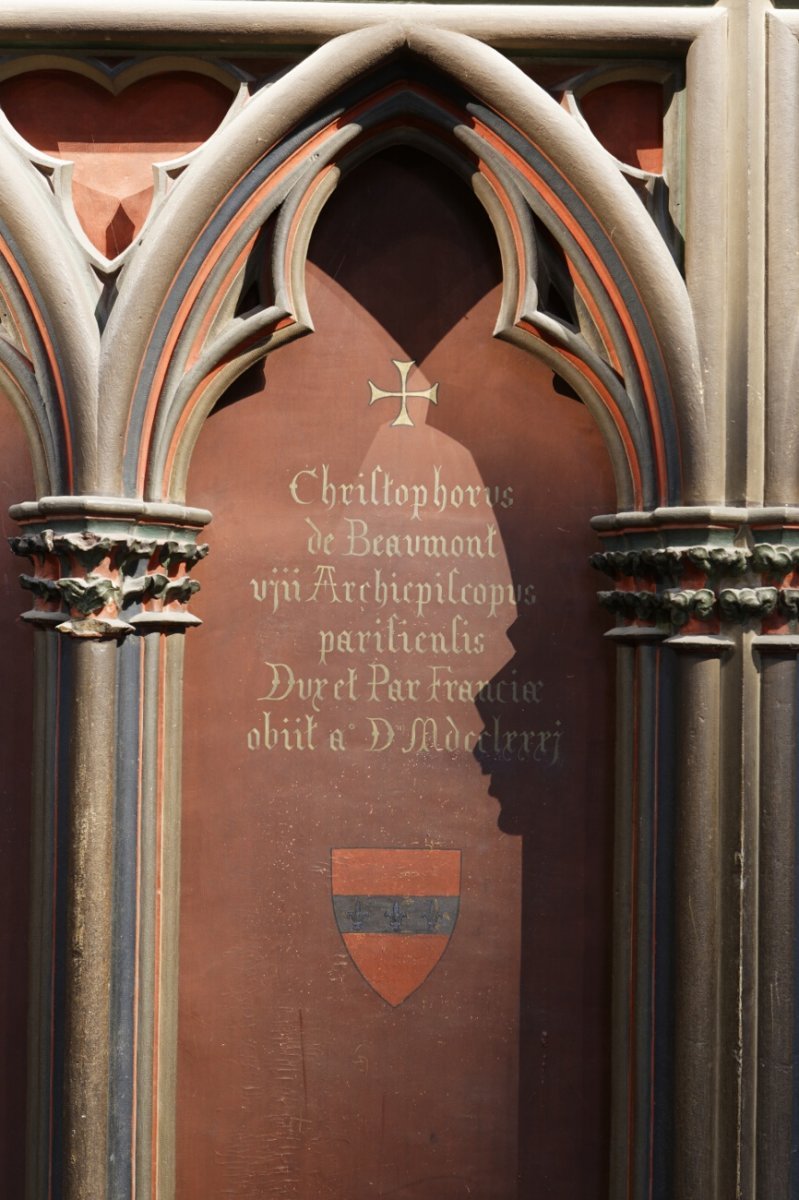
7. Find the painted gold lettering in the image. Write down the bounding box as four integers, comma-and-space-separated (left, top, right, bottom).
367, 717, 395, 751
367, 662, 420, 702
289, 467, 316, 504
248, 711, 317, 751
305, 517, 334, 555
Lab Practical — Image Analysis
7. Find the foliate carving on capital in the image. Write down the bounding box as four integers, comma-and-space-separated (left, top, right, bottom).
750, 543, 799, 577
778, 588, 799, 618
590, 545, 749, 582
598, 587, 716, 628
10, 522, 209, 639
662, 587, 717, 626
592, 536, 799, 636
598, 589, 658, 622
718, 587, 779, 621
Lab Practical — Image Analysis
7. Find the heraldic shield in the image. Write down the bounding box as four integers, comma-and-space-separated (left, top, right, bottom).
332, 849, 461, 1007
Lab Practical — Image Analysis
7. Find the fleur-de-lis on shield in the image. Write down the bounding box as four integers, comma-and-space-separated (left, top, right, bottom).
384, 900, 407, 932
423, 899, 442, 932
346, 898, 368, 931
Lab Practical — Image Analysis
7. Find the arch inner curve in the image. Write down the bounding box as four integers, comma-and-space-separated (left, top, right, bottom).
126, 52, 684, 512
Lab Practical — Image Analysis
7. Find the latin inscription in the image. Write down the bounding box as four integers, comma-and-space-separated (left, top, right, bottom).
246, 459, 563, 767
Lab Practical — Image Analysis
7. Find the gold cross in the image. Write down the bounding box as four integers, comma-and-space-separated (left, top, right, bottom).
367, 360, 439, 427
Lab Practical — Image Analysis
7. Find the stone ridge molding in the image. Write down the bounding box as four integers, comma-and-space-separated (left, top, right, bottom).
8, 497, 210, 638
0, 2, 719, 50
592, 538, 799, 635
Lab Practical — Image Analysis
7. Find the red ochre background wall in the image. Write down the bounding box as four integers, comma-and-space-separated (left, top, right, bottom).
179, 149, 616, 1199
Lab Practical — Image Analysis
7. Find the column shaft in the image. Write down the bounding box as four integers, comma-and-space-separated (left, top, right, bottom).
62, 640, 117, 1200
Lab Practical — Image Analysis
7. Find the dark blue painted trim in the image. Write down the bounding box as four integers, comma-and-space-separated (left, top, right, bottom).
51, 635, 73, 1200
790, 660, 799, 1199
0, 225, 66, 489
653, 647, 676, 1200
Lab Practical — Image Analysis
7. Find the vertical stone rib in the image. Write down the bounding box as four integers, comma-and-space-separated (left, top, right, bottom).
684, 9, 728, 504
135, 634, 161, 1200
764, 14, 799, 505
62, 640, 117, 1200
756, 649, 797, 1196
26, 630, 58, 1200
673, 647, 722, 1200
608, 633, 668, 1200
155, 633, 186, 1200
609, 641, 636, 1200
631, 644, 659, 1199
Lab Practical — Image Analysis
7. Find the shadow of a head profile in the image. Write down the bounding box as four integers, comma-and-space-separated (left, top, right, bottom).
473, 614, 567, 837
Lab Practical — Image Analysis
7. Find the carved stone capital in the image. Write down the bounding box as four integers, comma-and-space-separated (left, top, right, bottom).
592, 522, 799, 636
597, 586, 717, 629
598, 589, 660, 622
9, 497, 210, 639
591, 545, 748, 585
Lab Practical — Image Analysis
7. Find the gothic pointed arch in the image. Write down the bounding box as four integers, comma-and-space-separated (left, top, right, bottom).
100, 24, 705, 512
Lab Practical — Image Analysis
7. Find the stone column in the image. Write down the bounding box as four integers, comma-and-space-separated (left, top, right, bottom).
593, 516, 750, 1200
752, 635, 798, 1197
604, 625, 668, 1200
747, 532, 799, 1197
9, 496, 210, 1200
667, 631, 734, 1200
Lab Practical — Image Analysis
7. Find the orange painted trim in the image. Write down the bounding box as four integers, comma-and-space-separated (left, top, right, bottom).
131, 118, 341, 494
159, 304, 297, 494
372, 82, 638, 402
565, 254, 624, 375
159, 107, 644, 504
130, 635, 145, 1200
471, 117, 668, 500
136, 80, 469, 492
0, 237, 74, 488
411, 83, 645, 416
183, 234, 259, 373
150, 635, 167, 1199
473, 159, 530, 319
280, 163, 336, 299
